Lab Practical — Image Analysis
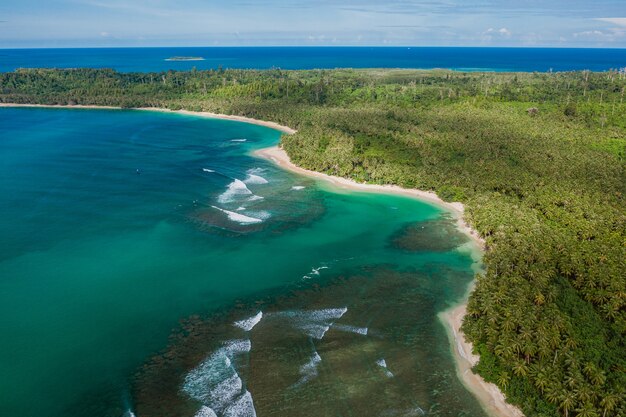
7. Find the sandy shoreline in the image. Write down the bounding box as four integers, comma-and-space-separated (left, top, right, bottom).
255, 146, 523, 417
439, 304, 524, 417
0, 103, 297, 135
254, 146, 484, 252
2, 102, 521, 417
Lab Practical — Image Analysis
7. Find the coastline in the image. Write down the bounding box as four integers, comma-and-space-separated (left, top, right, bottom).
0, 103, 297, 135
439, 304, 525, 417
2, 102, 521, 417
255, 146, 523, 417
254, 146, 484, 251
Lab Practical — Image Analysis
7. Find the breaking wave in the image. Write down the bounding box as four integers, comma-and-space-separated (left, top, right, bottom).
291, 186, 306, 190
234, 311, 263, 331
271, 308, 348, 339
183, 339, 254, 415
303, 265, 329, 280
218, 179, 262, 204
295, 351, 322, 387
244, 169, 269, 185
333, 324, 368, 335
195, 406, 218, 417
212, 206, 263, 224
223, 391, 257, 417
376, 358, 394, 378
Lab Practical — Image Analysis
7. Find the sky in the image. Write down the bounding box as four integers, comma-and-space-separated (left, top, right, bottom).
0, 0, 625, 48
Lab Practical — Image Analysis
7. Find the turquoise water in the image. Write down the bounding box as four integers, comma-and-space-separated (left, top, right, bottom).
0, 108, 486, 417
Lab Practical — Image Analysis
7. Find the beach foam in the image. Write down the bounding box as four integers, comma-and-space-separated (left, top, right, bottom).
291, 186, 306, 190
231, 139, 247, 142
376, 358, 394, 378
295, 351, 322, 386
244, 169, 269, 185
195, 406, 218, 417
234, 312, 263, 331
244, 210, 271, 221
272, 308, 348, 339
222, 339, 252, 355
218, 179, 258, 204
211, 206, 263, 224
223, 391, 257, 417
183, 339, 252, 413
302, 265, 328, 280
333, 324, 368, 335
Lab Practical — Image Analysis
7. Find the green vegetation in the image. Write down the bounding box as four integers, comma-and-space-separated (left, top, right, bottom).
1, 67, 624, 417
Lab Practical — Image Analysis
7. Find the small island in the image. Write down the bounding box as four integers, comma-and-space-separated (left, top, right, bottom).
164, 56, 205, 61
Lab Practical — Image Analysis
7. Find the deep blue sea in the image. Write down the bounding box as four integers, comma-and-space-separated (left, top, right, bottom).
0, 46, 625, 73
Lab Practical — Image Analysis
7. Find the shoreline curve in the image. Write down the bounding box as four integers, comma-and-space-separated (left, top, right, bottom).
0, 103, 297, 135
1, 102, 522, 417
254, 146, 523, 417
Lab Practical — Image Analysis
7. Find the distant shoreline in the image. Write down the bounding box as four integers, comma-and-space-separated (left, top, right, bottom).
1, 102, 521, 417
0, 103, 297, 135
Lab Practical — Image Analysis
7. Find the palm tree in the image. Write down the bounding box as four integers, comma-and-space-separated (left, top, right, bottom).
534, 369, 550, 393
599, 393, 620, 417
560, 391, 576, 417
513, 361, 529, 377
497, 371, 511, 390
576, 403, 599, 417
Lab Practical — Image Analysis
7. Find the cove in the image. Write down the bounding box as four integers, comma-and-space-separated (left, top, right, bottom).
0, 107, 486, 417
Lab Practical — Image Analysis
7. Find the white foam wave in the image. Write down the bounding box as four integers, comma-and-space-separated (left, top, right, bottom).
195, 406, 218, 417
222, 339, 252, 355
234, 312, 263, 331
296, 351, 322, 386
291, 186, 306, 190
212, 206, 263, 224
231, 139, 247, 142
376, 358, 394, 378
223, 391, 257, 417
211, 374, 243, 410
272, 308, 348, 339
244, 169, 269, 185
333, 324, 368, 335
410, 406, 426, 416
311, 266, 328, 275
244, 210, 271, 221
124, 410, 136, 417
236, 206, 246, 211
183, 339, 251, 411
302, 265, 328, 280
218, 179, 254, 204
203, 168, 215, 173
301, 323, 332, 339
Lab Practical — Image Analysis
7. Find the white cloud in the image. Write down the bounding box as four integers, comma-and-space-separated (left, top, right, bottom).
573, 29, 625, 42
595, 17, 626, 27
482, 27, 512, 41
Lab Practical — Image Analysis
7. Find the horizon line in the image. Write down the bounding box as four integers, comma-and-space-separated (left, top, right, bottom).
1, 45, 626, 50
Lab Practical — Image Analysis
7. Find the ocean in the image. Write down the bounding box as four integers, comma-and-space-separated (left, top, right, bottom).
0, 46, 625, 73
0, 107, 485, 417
